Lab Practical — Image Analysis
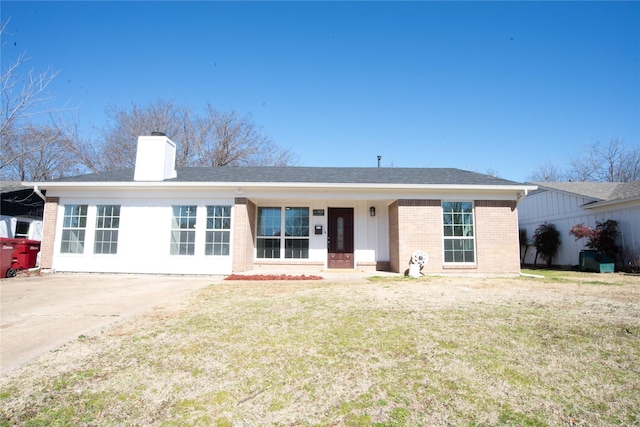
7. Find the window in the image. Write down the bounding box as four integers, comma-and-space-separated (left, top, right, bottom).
94, 205, 120, 254
285, 207, 309, 258
170, 205, 196, 255
442, 201, 475, 263
61, 204, 88, 254
257, 207, 281, 258
205, 205, 231, 255
15, 221, 30, 238
257, 207, 309, 259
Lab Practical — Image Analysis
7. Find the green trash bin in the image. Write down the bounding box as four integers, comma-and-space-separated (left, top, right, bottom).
580, 250, 615, 273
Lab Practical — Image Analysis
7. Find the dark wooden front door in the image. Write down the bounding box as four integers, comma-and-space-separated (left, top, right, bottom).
327, 208, 354, 269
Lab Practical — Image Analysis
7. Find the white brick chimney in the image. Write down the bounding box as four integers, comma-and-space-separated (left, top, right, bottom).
133, 132, 178, 181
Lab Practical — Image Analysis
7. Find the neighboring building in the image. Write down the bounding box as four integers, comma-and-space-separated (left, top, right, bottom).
27, 134, 536, 276
519, 181, 640, 267
0, 182, 45, 240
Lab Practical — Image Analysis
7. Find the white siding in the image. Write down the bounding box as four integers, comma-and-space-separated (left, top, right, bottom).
52, 196, 235, 275
50, 194, 392, 274
354, 200, 389, 265
519, 190, 640, 266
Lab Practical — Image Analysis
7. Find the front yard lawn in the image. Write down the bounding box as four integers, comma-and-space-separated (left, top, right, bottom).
1, 271, 639, 426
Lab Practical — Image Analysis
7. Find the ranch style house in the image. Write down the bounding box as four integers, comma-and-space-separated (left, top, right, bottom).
27, 134, 537, 276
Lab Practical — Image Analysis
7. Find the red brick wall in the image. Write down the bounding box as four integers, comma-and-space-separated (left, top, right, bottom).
232, 198, 256, 272
40, 197, 59, 270
357, 261, 391, 272
389, 199, 520, 274
395, 200, 442, 274
474, 200, 520, 274
388, 201, 399, 272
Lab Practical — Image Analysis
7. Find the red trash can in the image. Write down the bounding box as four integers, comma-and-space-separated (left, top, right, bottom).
14, 239, 41, 269
0, 238, 20, 278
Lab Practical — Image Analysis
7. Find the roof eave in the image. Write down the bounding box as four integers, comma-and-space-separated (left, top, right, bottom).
25, 181, 537, 192
581, 195, 640, 209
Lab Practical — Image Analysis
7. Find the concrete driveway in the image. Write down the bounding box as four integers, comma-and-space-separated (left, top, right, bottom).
0, 273, 220, 376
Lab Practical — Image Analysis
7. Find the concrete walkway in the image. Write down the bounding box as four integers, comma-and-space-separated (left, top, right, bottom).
0, 273, 220, 376
1, 269, 400, 376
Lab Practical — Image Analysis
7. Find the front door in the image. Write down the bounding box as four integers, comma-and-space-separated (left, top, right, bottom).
327, 207, 354, 269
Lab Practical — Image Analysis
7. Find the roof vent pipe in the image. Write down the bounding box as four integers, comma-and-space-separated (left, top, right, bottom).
377, 155, 382, 168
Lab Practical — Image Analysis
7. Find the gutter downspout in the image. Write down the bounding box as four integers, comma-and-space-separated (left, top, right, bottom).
514, 189, 540, 277
33, 185, 46, 201
519, 271, 544, 279
515, 189, 529, 208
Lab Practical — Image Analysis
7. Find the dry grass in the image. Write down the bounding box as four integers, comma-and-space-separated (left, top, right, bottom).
1, 270, 639, 426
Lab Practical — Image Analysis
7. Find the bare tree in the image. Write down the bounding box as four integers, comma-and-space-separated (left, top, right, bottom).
527, 138, 640, 183
65, 120, 102, 173
95, 99, 295, 171
1, 19, 77, 179
1, 122, 83, 180
484, 167, 501, 178
527, 161, 569, 182
197, 105, 293, 167
466, 166, 501, 178
95, 100, 187, 170
569, 138, 640, 182
0, 50, 60, 138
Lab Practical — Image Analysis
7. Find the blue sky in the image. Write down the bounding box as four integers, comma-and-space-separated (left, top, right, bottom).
2, 1, 639, 182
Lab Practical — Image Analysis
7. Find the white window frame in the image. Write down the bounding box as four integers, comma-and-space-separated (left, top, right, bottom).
94, 205, 120, 255
205, 205, 232, 256
442, 201, 476, 264
61, 204, 88, 254
170, 205, 197, 256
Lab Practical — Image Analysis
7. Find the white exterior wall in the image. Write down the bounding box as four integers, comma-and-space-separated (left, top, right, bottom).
362, 199, 390, 263
52, 191, 236, 275
347, 199, 389, 266
588, 200, 640, 262
518, 190, 640, 266
49, 189, 392, 275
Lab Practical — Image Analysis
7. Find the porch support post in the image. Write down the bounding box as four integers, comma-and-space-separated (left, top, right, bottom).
232, 197, 256, 273
39, 197, 59, 270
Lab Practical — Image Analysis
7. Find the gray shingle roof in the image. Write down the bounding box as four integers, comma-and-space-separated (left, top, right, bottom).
608, 180, 640, 201
46, 167, 523, 186
530, 181, 640, 203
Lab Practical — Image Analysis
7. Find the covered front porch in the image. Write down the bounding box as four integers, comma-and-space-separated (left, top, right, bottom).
231, 197, 391, 273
